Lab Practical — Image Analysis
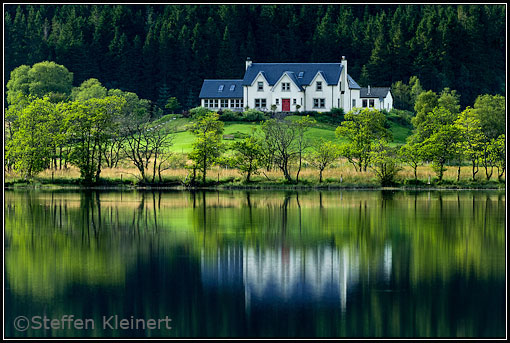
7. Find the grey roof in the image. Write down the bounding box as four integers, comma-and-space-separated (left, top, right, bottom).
199, 79, 243, 98
360, 87, 391, 98
242, 63, 347, 87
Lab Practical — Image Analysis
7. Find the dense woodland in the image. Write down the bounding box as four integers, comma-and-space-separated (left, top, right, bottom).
4, 4, 506, 109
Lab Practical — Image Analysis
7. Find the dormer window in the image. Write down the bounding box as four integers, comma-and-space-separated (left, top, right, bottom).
257, 82, 263, 91
298, 71, 304, 78
316, 81, 322, 91
282, 82, 290, 91
230, 85, 235, 91
218, 85, 224, 92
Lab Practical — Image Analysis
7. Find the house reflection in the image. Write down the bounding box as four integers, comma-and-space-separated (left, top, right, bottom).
201, 243, 393, 313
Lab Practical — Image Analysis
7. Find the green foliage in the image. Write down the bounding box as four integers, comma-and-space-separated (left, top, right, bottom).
473, 94, 505, 140
454, 107, 484, 180
391, 76, 424, 111
7, 61, 73, 105
491, 134, 505, 182
418, 107, 460, 181
229, 134, 264, 182
71, 78, 107, 101
438, 87, 461, 115
242, 109, 266, 122
218, 109, 239, 121
261, 117, 308, 182
329, 107, 345, 117
335, 108, 391, 172
398, 137, 423, 181
412, 90, 438, 130
189, 106, 213, 119
188, 112, 224, 183
307, 139, 340, 182
4, 5, 505, 107
386, 108, 413, 128
165, 97, 181, 114
369, 140, 402, 186
6, 97, 57, 178
63, 96, 126, 184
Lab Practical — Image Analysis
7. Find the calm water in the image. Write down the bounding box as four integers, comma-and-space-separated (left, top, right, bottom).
4, 190, 506, 338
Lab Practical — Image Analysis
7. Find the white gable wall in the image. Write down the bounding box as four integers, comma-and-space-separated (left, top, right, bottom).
244, 73, 272, 110
383, 92, 393, 111
271, 74, 304, 112
304, 73, 334, 112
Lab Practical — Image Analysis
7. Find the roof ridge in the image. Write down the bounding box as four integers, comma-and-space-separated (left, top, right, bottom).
204, 79, 243, 81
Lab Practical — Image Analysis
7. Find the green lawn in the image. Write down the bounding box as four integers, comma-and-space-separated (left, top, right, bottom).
163, 115, 411, 153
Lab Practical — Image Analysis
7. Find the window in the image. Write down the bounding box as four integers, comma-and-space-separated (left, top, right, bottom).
221, 99, 228, 108
204, 99, 209, 107
213, 99, 219, 108
218, 85, 224, 92
369, 99, 374, 107
232, 99, 242, 108
352, 99, 356, 108
313, 98, 325, 109
316, 81, 322, 91
255, 98, 266, 108
298, 71, 304, 78
257, 81, 263, 91
230, 85, 235, 91
282, 82, 290, 91
276, 98, 280, 105
293, 99, 297, 105
362, 99, 368, 107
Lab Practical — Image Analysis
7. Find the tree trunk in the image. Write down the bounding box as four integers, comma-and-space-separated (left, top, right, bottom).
485, 165, 493, 180
319, 169, 323, 183
296, 152, 302, 183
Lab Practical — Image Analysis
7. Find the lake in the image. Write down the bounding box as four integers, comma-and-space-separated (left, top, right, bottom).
4, 189, 506, 338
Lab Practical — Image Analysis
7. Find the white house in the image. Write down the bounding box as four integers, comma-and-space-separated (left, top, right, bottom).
199, 57, 392, 113
360, 86, 393, 111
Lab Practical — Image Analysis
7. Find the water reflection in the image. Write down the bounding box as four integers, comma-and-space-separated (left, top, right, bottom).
5, 190, 506, 337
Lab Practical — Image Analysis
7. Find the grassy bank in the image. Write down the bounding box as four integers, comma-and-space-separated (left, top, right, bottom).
161, 115, 412, 153
5, 163, 504, 190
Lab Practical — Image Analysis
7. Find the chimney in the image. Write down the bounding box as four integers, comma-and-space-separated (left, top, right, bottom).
368, 85, 370, 95
246, 57, 252, 70
341, 56, 347, 92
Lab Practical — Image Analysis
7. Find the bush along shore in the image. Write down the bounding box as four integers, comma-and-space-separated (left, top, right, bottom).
5, 165, 505, 190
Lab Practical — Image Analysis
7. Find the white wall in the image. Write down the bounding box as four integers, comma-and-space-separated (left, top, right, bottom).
271, 74, 304, 112
244, 73, 272, 110
304, 73, 334, 111
241, 66, 365, 113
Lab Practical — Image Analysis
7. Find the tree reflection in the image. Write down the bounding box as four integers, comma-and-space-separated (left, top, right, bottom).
4, 190, 506, 338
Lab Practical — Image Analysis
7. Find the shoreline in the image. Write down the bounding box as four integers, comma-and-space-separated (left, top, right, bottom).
4, 181, 505, 192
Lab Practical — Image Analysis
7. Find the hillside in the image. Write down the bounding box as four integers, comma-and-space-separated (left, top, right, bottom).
4, 5, 505, 109
160, 115, 412, 153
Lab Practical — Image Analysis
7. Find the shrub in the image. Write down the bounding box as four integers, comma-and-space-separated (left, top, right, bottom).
219, 109, 239, 121
189, 106, 213, 119
386, 109, 414, 128
369, 141, 402, 186
330, 107, 345, 117
242, 109, 266, 121
167, 154, 188, 169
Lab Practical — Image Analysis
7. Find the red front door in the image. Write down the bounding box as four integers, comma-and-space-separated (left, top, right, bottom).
282, 98, 290, 112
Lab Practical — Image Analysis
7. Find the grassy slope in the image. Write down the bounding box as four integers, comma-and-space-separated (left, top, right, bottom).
162, 115, 412, 153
